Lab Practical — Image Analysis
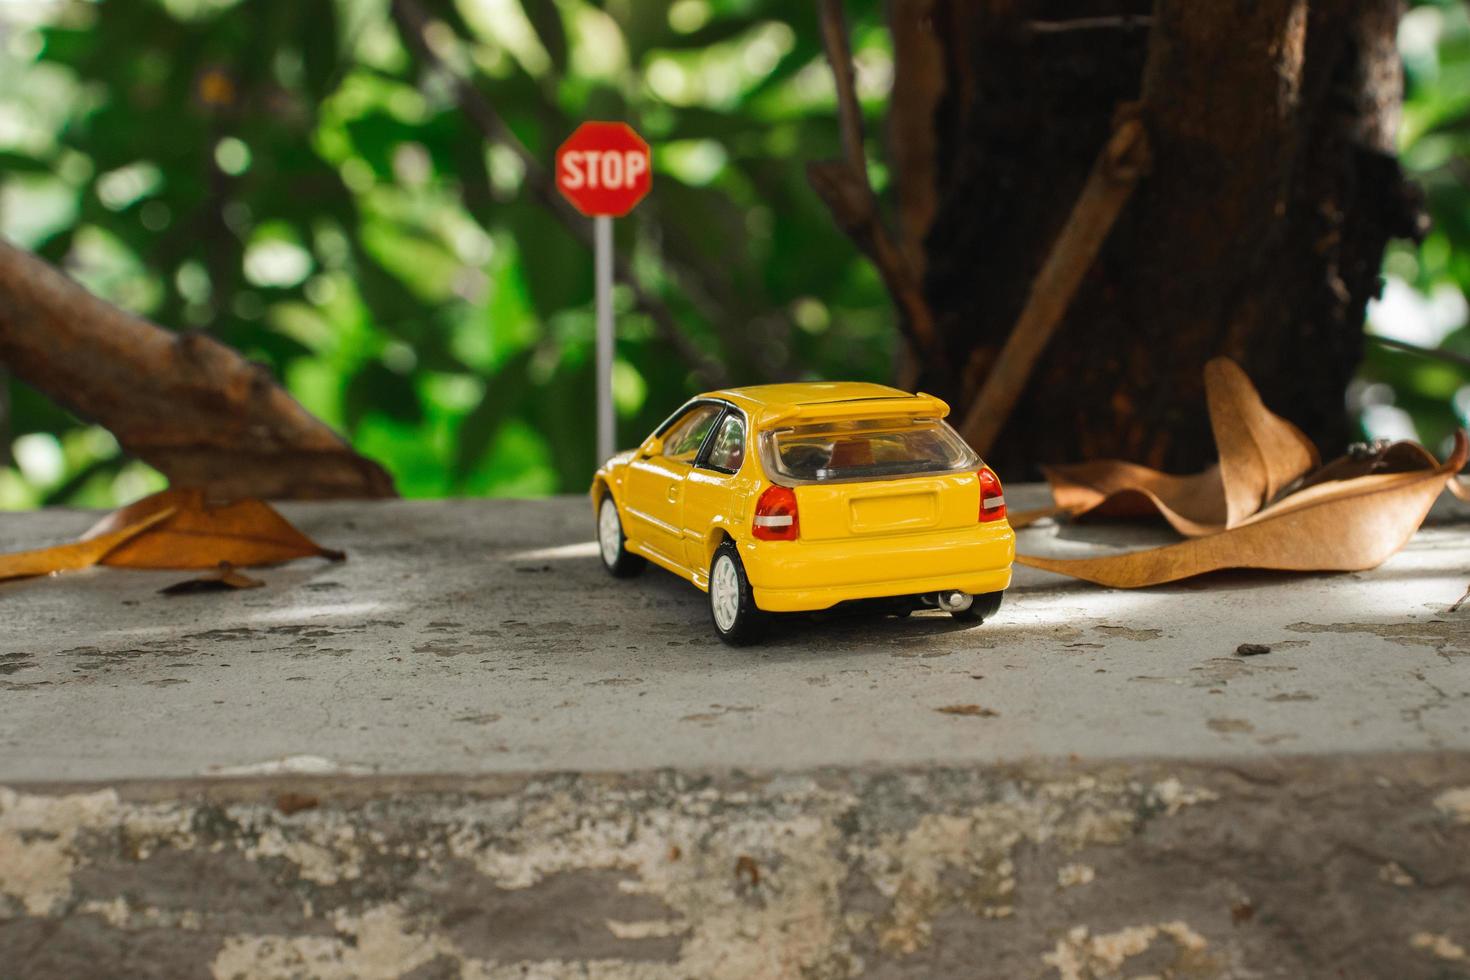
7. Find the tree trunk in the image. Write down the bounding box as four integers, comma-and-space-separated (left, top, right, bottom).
891, 0, 1422, 476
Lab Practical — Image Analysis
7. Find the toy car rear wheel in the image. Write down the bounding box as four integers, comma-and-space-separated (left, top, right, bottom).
709, 541, 765, 646
950, 590, 1003, 624
597, 496, 646, 578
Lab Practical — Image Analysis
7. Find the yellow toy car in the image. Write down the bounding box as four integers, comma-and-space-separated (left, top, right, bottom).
591, 382, 1015, 644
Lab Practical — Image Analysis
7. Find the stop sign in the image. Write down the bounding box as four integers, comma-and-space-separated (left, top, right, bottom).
555, 122, 652, 218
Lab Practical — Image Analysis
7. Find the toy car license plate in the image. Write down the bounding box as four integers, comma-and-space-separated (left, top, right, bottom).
848, 492, 938, 534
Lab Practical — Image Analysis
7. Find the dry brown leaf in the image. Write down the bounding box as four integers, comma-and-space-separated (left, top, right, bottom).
1285, 440, 1438, 494
1041, 460, 1229, 536
1206, 358, 1319, 523
0, 508, 175, 582
158, 561, 265, 595
84, 488, 344, 570
936, 704, 999, 717
734, 854, 761, 887
275, 792, 320, 816
1041, 357, 1319, 537
1, 489, 338, 587
1018, 431, 1467, 588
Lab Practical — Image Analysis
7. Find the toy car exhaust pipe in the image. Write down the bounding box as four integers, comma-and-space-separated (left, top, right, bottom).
936, 590, 973, 613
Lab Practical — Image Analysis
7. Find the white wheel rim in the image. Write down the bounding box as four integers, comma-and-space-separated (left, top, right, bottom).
711, 554, 740, 632
598, 499, 622, 567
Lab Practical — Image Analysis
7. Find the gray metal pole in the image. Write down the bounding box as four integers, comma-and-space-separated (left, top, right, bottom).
594, 215, 614, 465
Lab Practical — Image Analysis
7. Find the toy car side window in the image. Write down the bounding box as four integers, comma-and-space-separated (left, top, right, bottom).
701, 414, 746, 474
661, 404, 723, 463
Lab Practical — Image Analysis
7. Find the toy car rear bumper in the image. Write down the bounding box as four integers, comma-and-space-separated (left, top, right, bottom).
741, 521, 1014, 613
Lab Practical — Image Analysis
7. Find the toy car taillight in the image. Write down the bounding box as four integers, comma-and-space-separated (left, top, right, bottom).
978, 467, 1006, 522
753, 485, 800, 541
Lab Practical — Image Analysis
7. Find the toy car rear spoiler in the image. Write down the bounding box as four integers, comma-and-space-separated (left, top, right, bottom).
762, 393, 951, 427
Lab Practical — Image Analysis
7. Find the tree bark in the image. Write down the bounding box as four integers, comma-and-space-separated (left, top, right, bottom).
891, 0, 1422, 475
0, 240, 396, 500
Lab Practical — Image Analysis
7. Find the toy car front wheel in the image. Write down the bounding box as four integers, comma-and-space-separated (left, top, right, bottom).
950, 590, 1004, 624
597, 496, 646, 578
709, 541, 765, 646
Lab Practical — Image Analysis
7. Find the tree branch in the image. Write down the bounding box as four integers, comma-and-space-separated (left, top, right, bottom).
810, 0, 938, 365
1369, 334, 1470, 372
0, 239, 396, 499
1026, 15, 1154, 34
959, 112, 1151, 453
389, 0, 727, 388
887, 0, 944, 281
819, 0, 868, 175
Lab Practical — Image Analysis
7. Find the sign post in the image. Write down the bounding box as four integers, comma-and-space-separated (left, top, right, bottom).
594, 214, 614, 471
554, 122, 652, 465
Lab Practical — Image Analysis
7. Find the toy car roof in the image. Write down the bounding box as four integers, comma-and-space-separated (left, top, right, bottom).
701, 382, 951, 427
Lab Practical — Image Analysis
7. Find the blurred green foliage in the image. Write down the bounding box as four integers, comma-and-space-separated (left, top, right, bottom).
0, 0, 1466, 510
1359, 0, 1470, 458
0, 0, 898, 507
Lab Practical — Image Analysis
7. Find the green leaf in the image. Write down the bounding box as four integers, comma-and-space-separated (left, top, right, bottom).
505, 204, 592, 313
0, 152, 52, 175
301, 1, 342, 98
454, 348, 536, 479
345, 360, 423, 430
522, 0, 568, 75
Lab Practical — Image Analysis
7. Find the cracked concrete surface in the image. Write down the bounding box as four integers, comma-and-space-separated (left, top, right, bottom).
2, 487, 1469, 977
0, 488, 1467, 779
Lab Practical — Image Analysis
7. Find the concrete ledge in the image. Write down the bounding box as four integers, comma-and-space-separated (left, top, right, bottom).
3, 488, 1469, 976
4, 756, 1470, 977
2, 490, 1468, 779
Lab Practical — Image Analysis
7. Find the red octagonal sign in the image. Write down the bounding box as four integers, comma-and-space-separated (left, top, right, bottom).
555, 122, 651, 218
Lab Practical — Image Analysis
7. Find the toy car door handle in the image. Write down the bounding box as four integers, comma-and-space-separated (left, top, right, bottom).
666, 486, 679, 501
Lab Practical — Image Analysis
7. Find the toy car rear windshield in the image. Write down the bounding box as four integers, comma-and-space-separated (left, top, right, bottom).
764, 418, 979, 483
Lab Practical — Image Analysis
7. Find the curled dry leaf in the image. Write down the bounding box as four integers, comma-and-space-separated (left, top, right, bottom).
936, 704, 999, 717
1041, 460, 1226, 535
1041, 357, 1319, 537
1206, 357, 1320, 524
158, 561, 266, 595
1, 489, 340, 587
84, 488, 344, 570
275, 792, 320, 816
0, 508, 175, 583
1023, 356, 1470, 588
1285, 440, 1440, 494
1018, 431, 1467, 588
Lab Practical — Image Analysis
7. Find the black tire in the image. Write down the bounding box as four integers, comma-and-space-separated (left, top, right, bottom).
708, 540, 766, 646
596, 495, 646, 578
950, 590, 1004, 624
